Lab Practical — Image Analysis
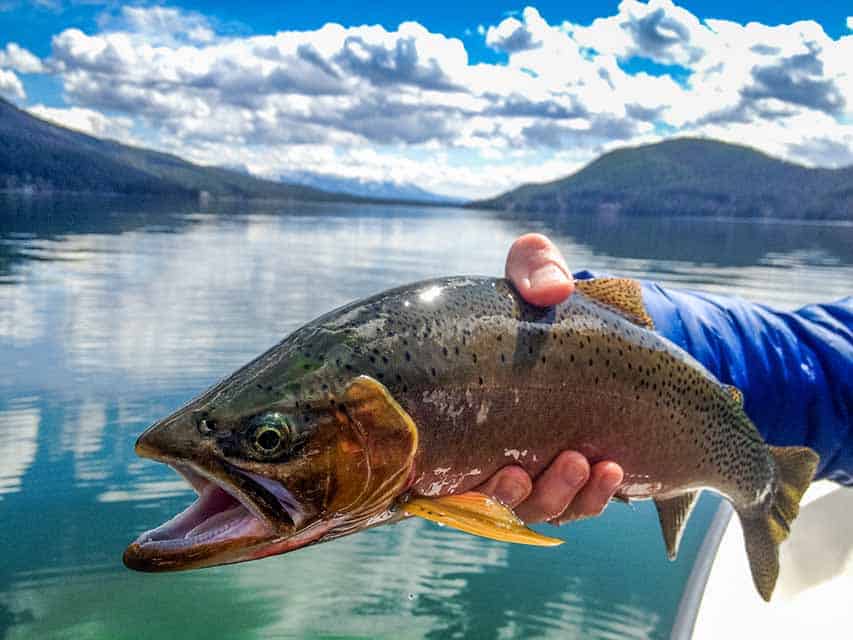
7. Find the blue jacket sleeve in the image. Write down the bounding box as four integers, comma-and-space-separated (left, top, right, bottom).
574, 271, 853, 485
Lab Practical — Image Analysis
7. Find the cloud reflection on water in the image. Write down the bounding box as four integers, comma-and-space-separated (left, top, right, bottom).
0, 199, 851, 638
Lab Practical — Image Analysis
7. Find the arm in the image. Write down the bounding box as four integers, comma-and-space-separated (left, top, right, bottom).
639, 281, 853, 485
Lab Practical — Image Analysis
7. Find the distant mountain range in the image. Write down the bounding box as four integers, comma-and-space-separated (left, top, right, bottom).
472, 138, 853, 220
279, 170, 461, 204
0, 98, 446, 205
2, 95, 851, 219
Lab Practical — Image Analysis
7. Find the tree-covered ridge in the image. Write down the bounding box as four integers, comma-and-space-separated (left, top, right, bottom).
0, 98, 369, 202
472, 139, 853, 220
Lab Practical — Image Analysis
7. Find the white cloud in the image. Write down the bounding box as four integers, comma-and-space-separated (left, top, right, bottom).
99, 5, 215, 45
0, 68, 24, 99
0, 42, 45, 73
571, 0, 712, 66
847, 17, 852, 31
31, 3, 853, 198
27, 104, 136, 142
486, 7, 546, 53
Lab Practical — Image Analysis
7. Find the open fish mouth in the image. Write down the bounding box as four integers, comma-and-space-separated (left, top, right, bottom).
123, 462, 302, 572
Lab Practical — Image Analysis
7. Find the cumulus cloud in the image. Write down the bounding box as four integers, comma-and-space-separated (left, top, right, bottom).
0, 69, 24, 99
106, 6, 215, 45
0, 42, 45, 73
486, 7, 546, 53
27, 2, 853, 198
27, 104, 136, 141
572, 0, 711, 66
743, 44, 845, 114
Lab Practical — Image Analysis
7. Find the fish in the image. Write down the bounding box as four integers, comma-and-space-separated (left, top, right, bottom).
124, 276, 818, 601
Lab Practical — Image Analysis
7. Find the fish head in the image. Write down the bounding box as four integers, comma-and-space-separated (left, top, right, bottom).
123, 375, 418, 572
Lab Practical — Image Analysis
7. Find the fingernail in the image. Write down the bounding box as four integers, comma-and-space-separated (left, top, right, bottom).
529, 263, 569, 290
494, 477, 526, 505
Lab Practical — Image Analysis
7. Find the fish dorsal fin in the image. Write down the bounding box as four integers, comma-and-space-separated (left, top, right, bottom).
654, 491, 700, 560
402, 492, 563, 547
329, 376, 419, 516
723, 384, 744, 406
574, 278, 654, 329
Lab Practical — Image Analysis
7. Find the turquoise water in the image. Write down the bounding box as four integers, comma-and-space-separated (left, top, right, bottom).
1, 197, 851, 639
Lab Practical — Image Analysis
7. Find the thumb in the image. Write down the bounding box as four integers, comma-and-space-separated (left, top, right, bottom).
505, 233, 574, 307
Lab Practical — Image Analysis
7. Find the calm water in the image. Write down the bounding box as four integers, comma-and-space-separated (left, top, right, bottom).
1, 196, 851, 639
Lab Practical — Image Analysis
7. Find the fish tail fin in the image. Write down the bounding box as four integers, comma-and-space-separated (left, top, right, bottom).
737, 445, 819, 601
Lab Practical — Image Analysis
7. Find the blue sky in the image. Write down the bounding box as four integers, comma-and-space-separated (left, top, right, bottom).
1, 1, 852, 197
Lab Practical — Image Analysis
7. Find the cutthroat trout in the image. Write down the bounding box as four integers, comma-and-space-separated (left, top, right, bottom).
124, 276, 818, 600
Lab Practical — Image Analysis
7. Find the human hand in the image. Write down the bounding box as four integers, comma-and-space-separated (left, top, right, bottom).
474, 233, 624, 524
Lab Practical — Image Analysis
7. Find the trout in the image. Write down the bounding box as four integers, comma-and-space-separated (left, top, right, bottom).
124, 277, 818, 600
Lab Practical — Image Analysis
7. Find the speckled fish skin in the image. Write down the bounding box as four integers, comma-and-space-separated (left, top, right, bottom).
128, 275, 821, 600
195, 276, 771, 508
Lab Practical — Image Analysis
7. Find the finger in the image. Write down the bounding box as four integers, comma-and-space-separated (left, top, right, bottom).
474, 465, 532, 508
515, 451, 590, 523
505, 233, 574, 307
554, 461, 623, 524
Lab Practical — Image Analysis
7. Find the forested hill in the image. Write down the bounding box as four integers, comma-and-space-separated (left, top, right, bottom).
472, 138, 853, 220
0, 98, 376, 202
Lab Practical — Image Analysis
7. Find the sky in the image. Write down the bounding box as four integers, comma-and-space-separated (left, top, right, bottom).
1, 1, 852, 199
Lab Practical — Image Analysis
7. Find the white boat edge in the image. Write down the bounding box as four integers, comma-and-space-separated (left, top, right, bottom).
672, 480, 853, 639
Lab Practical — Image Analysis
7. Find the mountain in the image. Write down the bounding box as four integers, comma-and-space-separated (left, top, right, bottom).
0, 98, 415, 204
280, 170, 461, 204
471, 138, 853, 220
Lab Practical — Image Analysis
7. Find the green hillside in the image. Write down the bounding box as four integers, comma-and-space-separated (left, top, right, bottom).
472, 138, 853, 220
0, 98, 364, 201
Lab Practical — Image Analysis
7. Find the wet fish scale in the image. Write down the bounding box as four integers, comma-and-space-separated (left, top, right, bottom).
129, 275, 817, 600
209, 277, 764, 505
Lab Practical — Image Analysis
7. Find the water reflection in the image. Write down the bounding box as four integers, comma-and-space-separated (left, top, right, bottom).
0, 196, 850, 639
0, 400, 40, 497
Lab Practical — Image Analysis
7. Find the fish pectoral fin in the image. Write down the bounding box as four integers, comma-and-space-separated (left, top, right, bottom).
401, 492, 564, 547
574, 278, 654, 329
654, 491, 700, 560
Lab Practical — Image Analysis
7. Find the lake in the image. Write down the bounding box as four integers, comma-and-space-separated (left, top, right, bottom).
1, 196, 851, 639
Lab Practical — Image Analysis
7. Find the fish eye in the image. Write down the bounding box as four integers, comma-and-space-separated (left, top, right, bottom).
248, 413, 292, 458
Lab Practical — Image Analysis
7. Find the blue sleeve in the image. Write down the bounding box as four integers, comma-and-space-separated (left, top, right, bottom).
574, 271, 853, 485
